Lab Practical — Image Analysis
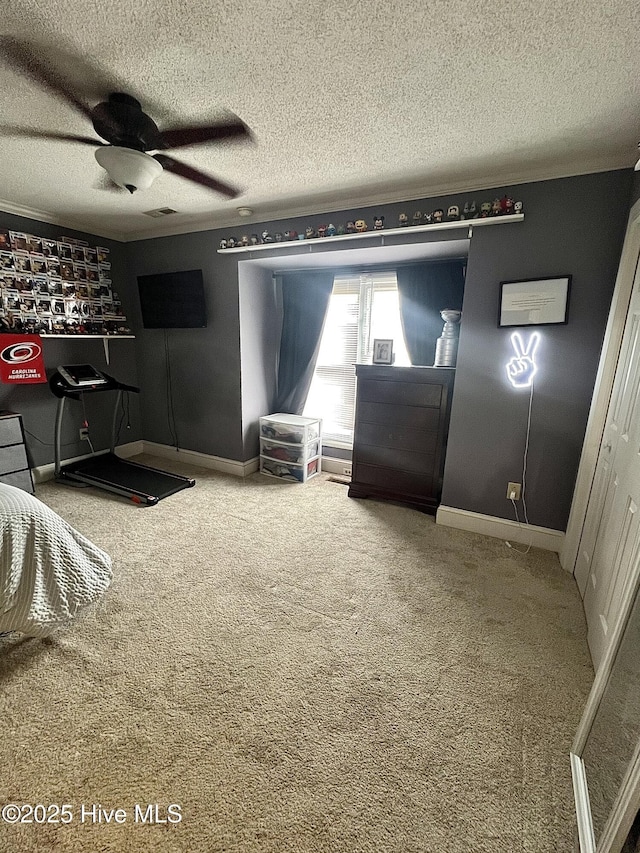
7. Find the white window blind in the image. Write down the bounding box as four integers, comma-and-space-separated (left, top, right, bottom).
303, 270, 410, 446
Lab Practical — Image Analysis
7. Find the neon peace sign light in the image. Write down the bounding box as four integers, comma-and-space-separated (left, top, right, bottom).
506, 332, 540, 388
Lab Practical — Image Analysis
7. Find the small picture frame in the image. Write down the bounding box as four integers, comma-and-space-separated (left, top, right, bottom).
499, 276, 571, 327
372, 338, 393, 365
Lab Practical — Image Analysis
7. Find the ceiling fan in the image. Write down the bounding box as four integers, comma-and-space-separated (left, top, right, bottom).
0, 37, 253, 198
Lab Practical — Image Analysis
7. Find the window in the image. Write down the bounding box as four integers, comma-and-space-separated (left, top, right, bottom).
303, 270, 410, 446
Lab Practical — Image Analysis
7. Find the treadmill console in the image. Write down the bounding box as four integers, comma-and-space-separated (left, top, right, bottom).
50, 365, 139, 399
57, 364, 109, 388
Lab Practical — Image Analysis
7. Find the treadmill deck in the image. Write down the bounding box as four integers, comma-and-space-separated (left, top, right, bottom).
59, 453, 195, 505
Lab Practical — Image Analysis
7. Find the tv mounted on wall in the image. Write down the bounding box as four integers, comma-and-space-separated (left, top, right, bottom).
137, 269, 207, 329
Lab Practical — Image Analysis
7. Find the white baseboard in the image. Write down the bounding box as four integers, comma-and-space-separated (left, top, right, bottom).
436, 505, 565, 555
571, 752, 596, 853
32, 440, 144, 483
141, 441, 258, 477
32, 440, 258, 483
117, 440, 145, 459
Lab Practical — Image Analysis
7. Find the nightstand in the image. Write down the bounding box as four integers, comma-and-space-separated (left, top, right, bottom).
0, 411, 35, 494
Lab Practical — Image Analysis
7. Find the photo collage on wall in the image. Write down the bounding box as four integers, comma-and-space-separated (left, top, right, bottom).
0, 228, 131, 336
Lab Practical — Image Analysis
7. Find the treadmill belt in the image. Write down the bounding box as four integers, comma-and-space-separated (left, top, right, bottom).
63, 453, 194, 501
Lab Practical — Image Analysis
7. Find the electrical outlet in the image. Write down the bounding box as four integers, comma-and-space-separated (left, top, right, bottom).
507, 482, 521, 501
79, 427, 89, 441
342, 466, 352, 477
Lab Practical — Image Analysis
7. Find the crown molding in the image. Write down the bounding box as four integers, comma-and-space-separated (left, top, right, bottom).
0, 197, 127, 242
118, 159, 632, 242
1, 158, 633, 245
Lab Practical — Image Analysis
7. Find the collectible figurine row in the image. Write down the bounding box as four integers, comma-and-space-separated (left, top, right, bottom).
219, 195, 523, 249
0, 229, 131, 335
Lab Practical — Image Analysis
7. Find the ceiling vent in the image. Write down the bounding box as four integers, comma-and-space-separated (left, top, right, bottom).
142, 207, 179, 218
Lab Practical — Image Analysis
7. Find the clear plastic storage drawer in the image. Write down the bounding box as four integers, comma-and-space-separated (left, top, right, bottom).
260, 413, 320, 444
260, 438, 320, 465
260, 456, 320, 483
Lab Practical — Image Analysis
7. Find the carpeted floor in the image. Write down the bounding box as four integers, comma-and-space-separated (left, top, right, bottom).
0, 457, 593, 852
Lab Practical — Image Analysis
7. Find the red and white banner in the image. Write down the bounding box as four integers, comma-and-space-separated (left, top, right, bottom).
0, 335, 47, 384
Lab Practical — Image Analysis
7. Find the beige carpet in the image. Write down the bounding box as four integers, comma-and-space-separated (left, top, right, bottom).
0, 458, 593, 852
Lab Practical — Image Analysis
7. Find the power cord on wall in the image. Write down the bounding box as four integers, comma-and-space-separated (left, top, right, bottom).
24, 428, 79, 449
164, 328, 179, 450
27, 387, 130, 456
80, 390, 95, 454
505, 381, 534, 555
114, 389, 132, 447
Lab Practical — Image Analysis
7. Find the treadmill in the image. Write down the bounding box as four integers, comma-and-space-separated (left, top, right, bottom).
50, 364, 195, 506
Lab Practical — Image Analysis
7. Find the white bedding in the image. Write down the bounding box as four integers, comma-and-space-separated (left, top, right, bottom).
0, 483, 112, 636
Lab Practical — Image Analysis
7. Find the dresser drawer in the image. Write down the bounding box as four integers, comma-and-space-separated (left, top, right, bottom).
359, 378, 443, 408
0, 443, 28, 475
355, 443, 435, 474
356, 420, 439, 453
0, 416, 24, 447
0, 468, 34, 494
354, 463, 433, 497
356, 401, 441, 432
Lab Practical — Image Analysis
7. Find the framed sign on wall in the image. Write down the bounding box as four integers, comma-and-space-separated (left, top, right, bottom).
499, 276, 571, 327
0, 334, 47, 383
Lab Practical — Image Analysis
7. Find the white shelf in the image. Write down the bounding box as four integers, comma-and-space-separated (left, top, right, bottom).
217, 214, 524, 254
40, 335, 135, 339
40, 334, 135, 365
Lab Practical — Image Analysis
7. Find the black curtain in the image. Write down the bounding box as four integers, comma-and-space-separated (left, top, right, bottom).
396, 261, 466, 366
275, 270, 334, 414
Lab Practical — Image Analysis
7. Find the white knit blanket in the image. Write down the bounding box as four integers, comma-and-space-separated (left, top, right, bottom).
0, 483, 112, 636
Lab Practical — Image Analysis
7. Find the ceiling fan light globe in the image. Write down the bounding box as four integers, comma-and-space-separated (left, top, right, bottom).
94, 146, 163, 191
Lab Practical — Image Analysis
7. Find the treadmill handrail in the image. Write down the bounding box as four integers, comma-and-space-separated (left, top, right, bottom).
50, 364, 195, 506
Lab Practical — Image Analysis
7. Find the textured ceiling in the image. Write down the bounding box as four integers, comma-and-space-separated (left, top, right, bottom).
0, 0, 639, 241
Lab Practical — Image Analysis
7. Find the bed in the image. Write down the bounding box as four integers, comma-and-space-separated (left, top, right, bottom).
0, 483, 112, 637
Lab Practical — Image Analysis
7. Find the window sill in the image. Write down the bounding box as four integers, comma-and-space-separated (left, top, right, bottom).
321, 443, 354, 456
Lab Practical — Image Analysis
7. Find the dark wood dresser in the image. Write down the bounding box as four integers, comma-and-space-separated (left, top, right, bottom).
348, 365, 455, 513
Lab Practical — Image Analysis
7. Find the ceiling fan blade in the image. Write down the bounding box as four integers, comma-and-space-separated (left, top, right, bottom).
154, 154, 241, 198
0, 37, 95, 122
0, 125, 100, 146
158, 117, 252, 149
2, 37, 175, 135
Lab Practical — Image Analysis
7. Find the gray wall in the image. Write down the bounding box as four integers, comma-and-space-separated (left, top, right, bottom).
442, 170, 632, 530
124, 232, 245, 460
4, 170, 631, 530
123, 168, 633, 532
0, 211, 140, 470
238, 261, 281, 457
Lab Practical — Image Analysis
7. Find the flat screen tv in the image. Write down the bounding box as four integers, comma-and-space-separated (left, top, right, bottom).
137, 269, 207, 328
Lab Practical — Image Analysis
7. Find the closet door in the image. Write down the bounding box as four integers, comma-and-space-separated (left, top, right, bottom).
579, 246, 640, 669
